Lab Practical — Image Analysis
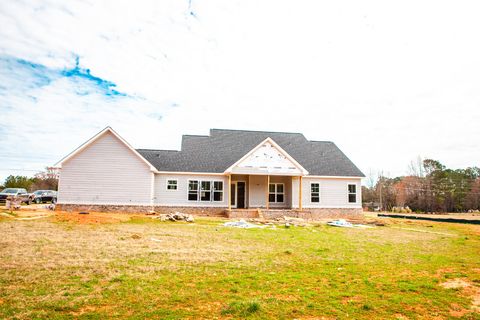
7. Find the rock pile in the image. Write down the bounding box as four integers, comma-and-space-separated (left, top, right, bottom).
153, 212, 195, 222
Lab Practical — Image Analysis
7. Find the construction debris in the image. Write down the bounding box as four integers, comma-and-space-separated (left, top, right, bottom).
223, 219, 265, 229
152, 212, 195, 222
327, 219, 373, 228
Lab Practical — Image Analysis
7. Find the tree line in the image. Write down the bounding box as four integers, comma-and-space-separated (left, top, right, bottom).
0, 167, 59, 192
363, 159, 480, 213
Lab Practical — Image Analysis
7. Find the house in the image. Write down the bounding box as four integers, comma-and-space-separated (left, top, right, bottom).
55, 127, 365, 218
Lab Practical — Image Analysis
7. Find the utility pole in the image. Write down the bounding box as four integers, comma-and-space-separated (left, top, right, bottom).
379, 183, 383, 212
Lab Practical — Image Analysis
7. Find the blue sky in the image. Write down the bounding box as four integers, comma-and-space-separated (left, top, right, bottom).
1, 0, 479, 182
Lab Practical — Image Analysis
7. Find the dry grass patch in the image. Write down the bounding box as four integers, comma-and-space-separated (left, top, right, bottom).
0, 214, 480, 319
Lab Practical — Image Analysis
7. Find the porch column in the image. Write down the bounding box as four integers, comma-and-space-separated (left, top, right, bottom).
266, 175, 270, 209
228, 174, 232, 211
299, 175, 303, 211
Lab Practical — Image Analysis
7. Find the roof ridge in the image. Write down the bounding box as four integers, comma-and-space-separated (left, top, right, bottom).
183, 134, 209, 138
210, 128, 304, 135
309, 140, 334, 143
137, 149, 179, 152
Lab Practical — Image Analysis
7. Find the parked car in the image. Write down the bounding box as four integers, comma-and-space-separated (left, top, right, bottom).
0, 188, 33, 205
32, 190, 57, 204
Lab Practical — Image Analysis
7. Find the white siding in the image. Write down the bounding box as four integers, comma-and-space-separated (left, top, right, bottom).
248, 175, 267, 207
292, 177, 362, 209
154, 174, 228, 207
246, 175, 292, 208
58, 131, 153, 205
269, 176, 292, 208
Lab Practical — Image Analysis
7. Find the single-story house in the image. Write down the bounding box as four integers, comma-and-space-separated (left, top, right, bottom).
55, 127, 365, 218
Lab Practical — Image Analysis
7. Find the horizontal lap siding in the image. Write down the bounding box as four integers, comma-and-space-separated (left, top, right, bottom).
269, 176, 292, 208
292, 177, 362, 209
154, 174, 228, 207
58, 132, 152, 205
249, 175, 266, 207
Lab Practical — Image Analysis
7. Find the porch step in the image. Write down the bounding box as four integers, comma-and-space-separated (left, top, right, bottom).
225, 209, 307, 219
225, 209, 260, 219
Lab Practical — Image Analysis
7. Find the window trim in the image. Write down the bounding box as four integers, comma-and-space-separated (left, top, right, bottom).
166, 179, 178, 191
311, 182, 320, 203
200, 181, 212, 201
268, 183, 285, 204
188, 180, 199, 201
213, 181, 224, 202
348, 183, 357, 203
187, 179, 224, 202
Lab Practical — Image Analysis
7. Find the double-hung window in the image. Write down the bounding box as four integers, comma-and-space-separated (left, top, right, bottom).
201, 181, 211, 201
188, 180, 223, 202
167, 180, 177, 190
213, 181, 223, 201
269, 183, 284, 203
311, 183, 320, 203
348, 184, 357, 203
188, 180, 199, 201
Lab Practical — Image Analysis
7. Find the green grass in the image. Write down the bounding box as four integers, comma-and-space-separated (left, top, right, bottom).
0, 216, 479, 319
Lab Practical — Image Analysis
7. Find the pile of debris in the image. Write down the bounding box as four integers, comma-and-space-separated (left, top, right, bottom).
223, 219, 267, 229
152, 212, 194, 222
327, 219, 372, 228
224, 216, 313, 229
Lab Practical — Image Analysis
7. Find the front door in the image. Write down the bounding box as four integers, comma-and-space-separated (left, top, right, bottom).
231, 181, 246, 209
237, 182, 246, 209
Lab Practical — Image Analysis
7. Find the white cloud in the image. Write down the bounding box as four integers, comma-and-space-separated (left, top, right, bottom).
0, 0, 479, 182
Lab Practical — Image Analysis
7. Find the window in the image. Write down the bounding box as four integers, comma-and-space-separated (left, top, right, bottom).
188, 180, 224, 202
269, 183, 284, 203
213, 181, 223, 201
201, 181, 211, 201
311, 183, 320, 203
188, 180, 198, 201
167, 180, 177, 190
348, 184, 357, 203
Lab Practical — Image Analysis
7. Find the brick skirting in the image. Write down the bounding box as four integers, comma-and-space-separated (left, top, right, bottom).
295, 208, 364, 220
56, 204, 227, 216
227, 208, 363, 220
56, 204, 362, 220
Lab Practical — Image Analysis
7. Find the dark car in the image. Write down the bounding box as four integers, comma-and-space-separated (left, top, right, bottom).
0, 188, 33, 205
32, 190, 57, 204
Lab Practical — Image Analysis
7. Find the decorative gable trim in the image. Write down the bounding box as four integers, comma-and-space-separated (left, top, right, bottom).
224, 137, 309, 176
55, 127, 157, 172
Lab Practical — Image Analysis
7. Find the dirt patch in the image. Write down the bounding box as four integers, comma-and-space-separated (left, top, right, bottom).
448, 303, 470, 317
341, 296, 363, 305
440, 279, 471, 289
54, 212, 137, 224
440, 278, 480, 313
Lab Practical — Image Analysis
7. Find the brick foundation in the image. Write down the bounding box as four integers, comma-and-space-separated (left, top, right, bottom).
226, 209, 260, 219
294, 208, 364, 220
227, 208, 364, 220
56, 204, 362, 220
56, 204, 227, 217
152, 206, 227, 217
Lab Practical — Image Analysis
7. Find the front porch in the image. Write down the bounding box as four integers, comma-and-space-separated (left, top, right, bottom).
225, 207, 305, 219
223, 136, 309, 213
227, 174, 304, 211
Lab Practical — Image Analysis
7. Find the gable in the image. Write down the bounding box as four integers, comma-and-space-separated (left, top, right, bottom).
56, 127, 156, 172
225, 138, 308, 176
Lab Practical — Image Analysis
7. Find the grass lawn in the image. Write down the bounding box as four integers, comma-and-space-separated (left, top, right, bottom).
0, 212, 479, 319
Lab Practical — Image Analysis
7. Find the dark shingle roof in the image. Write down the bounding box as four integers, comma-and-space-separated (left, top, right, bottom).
137, 129, 364, 177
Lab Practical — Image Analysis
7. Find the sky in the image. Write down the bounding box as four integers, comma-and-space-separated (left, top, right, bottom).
0, 0, 479, 183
